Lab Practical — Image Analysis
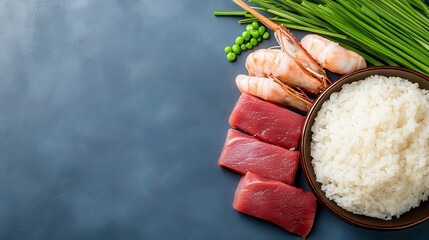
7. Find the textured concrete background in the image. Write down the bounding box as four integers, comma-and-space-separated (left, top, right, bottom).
0, 0, 427, 239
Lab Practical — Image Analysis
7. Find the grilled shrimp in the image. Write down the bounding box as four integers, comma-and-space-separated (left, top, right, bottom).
235, 74, 312, 113
301, 34, 367, 74
245, 49, 325, 95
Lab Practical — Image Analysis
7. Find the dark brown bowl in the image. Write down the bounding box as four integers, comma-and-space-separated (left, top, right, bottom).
300, 66, 429, 230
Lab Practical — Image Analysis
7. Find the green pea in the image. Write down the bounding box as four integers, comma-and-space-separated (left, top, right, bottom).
262, 31, 270, 39
240, 44, 247, 51
232, 44, 241, 54
257, 37, 262, 42
242, 31, 251, 41
250, 29, 260, 38
258, 26, 266, 35
226, 52, 236, 62
224, 46, 232, 54
246, 24, 253, 31
250, 38, 258, 46
251, 21, 259, 29
245, 42, 253, 50
235, 36, 244, 45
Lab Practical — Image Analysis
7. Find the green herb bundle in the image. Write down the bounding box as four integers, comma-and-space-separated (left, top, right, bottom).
215, 0, 429, 75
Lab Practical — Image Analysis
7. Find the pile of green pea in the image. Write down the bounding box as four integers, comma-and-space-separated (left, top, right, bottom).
224, 21, 270, 62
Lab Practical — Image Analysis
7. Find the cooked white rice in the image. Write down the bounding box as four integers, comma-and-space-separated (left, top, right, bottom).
311, 75, 429, 220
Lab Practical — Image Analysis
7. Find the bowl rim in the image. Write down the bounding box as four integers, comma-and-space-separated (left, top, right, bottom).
300, 66, 429, 230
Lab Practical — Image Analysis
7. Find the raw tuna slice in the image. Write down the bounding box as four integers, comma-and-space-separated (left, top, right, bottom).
233, 172, 317, 239
218, 129, 299, 185
229, 94, 305, 150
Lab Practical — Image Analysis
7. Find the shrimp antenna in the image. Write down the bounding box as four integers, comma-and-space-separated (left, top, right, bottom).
271, 77, 313, 103
232, 0, 331, 91
232, 0, 279, 31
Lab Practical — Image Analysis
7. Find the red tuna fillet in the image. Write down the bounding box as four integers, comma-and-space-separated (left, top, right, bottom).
218, 129, 299, 185
229, 94, 305, 150
233, 172, 317, 239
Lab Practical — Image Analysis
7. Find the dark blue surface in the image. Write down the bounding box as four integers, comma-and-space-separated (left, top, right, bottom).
0, 0, 427, 239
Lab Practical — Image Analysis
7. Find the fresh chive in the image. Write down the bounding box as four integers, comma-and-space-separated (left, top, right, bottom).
213, 10, 247, 17
278, 23, 348, 39
335, 0, 429, 65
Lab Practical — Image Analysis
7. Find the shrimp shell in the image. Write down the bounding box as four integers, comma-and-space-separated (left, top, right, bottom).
245, 49, 326, 95
301, 34, 367, 74
235, 74, 312, 113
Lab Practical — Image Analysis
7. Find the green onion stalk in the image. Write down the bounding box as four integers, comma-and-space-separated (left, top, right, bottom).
214, 0, 429, 75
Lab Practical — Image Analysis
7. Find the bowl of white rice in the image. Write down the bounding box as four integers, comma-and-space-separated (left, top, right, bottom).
300, 66, 429, 230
